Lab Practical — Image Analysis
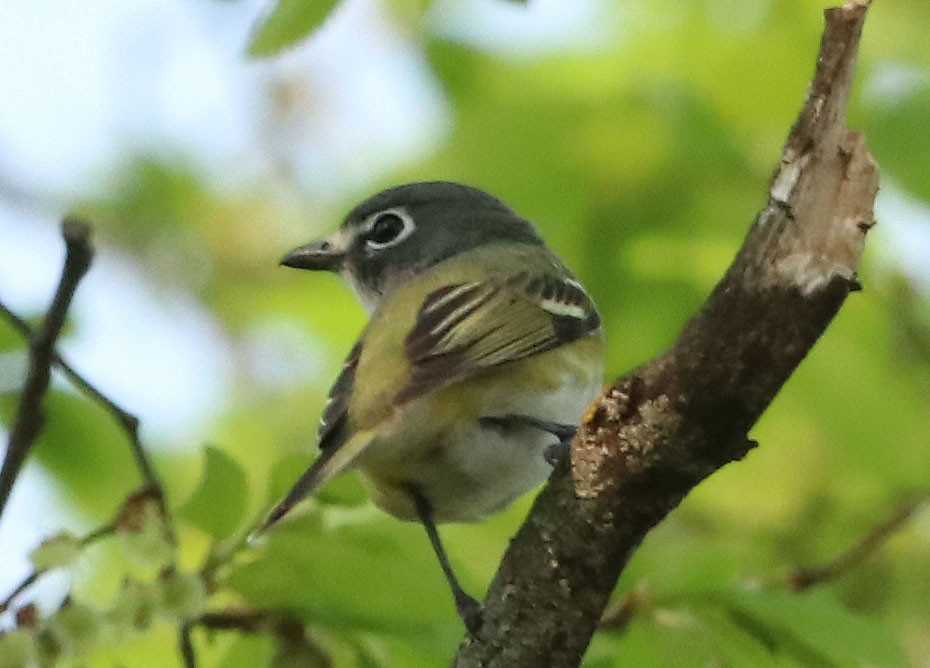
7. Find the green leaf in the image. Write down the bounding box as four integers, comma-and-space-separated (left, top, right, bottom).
29, 531, 82, 571
722, 588, 909, 668
248, 0, 341, 58
0, 629, 38, 668
178, 446, 249, 541
213, 635, 275, 668
269, 453, 368, 509
228, 512, 462, 635
6, 391, 139, 520
0, 313, 26, 354
49, 602, 103, 656
863, 80, 930, 202
668, 605, 803, 668
157, 569, 208, 620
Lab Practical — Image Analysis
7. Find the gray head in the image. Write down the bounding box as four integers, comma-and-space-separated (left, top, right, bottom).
281, 182, 544, 311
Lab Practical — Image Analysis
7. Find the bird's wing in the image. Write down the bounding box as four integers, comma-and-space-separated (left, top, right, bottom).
318, 339, 362, 452
259, 427, 376, 531
259, 339, 368, 531
396, 272, 600, 404
261, 271, 600, 531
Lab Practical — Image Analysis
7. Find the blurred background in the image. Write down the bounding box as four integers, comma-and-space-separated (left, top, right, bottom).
1, 0, 929, 666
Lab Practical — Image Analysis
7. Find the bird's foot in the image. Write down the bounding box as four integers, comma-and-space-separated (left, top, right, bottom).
480, 414, 577, 467
544, 438, 573, 467
455, 591, 484, 634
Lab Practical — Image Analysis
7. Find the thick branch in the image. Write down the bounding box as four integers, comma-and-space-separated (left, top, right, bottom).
455, 3, 878, 666
0, 219, 93, 516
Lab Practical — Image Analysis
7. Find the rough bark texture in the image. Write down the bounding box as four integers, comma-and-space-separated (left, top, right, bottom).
454, 3, 878, 667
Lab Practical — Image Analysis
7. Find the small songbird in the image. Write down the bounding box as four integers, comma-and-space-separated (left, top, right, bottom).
262, 182, 604, 632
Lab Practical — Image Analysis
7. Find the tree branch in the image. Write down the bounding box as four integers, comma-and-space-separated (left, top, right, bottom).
0, 236, 171, 529
455, 3, 878, 666
0, 219, 93, 517
0, 302, 161, 496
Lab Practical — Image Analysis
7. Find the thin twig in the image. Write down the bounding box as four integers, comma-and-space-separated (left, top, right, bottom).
0, 522, 117, 614
0, 469, 175, 613
0, 219, 93, 517
788, 491, 930, 591
0, 303, 161, 496
180, 622, 196, 668
0, 573, 39, 615
197, 608, 330, 665
198, 607, 303, 636
0, 231, 171, 531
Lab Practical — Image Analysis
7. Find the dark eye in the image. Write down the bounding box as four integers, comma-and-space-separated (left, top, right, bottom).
366, 211, 412, 248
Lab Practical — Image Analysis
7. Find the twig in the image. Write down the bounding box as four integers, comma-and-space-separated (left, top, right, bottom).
0, 219, 93, 517
0, 573, 39, 615
0, 303, 161, 498
180, 622, 196, 668
788, 491, 930, 591
198, 607, 304, 637
197, 608, 331, 665
0, 235, 171, 530
0, 521, 117, 614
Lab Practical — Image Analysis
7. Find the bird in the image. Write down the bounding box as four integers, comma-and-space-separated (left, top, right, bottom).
261, 181, 604, 632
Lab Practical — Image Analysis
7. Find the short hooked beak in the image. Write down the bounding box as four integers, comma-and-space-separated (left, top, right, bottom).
280, 236, 345, 272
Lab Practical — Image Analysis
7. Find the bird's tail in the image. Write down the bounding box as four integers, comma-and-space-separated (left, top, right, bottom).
257, 430, 374, 534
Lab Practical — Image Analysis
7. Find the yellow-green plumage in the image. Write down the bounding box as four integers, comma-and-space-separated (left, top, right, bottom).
262, 181, 605, 630
323, 243, 604, 521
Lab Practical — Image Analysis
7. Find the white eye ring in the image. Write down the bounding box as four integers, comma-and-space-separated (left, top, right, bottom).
363, 208, 416, 250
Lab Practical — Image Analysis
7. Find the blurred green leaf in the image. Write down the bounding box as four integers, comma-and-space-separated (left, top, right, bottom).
229, 512, 461, 635
0, 312, 25, 353
179, 445, 249, 541
29, 530, 82, 571
863, 80, 930, 201
248, 0, 341, 58
722, 588, 909, 668
0, 390, 139, 519
270, 452, 368, 509
600, 603, 796, 668
213, 634, 275, 668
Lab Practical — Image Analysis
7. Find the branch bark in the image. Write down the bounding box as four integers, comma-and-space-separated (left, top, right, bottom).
454, 3, 878, 666
0, 219, 93, 516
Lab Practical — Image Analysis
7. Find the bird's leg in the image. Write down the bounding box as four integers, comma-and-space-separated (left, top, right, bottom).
480, 414, 577, 466
538, 419, 578, 466
407, 486, 483, 633
410, 489, 484, 633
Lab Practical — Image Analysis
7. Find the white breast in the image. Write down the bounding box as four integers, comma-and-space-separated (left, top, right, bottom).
359, 363, 603, 523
